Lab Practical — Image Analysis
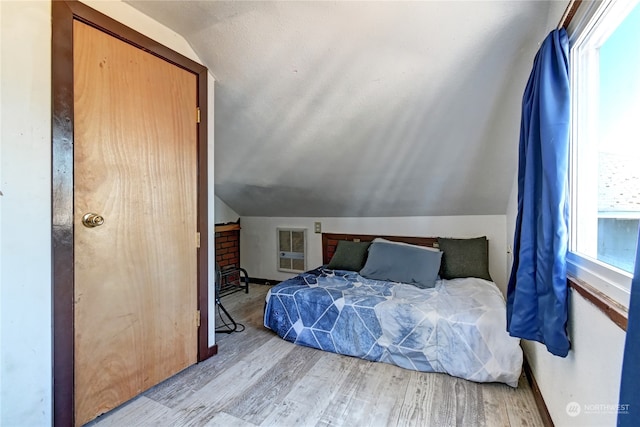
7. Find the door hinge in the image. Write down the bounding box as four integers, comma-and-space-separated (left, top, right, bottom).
196, 310, 201, 328
196, 107, 201, 123
196, 232, 201, 248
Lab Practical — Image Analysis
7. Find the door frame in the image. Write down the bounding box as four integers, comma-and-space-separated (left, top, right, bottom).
52, 2, 215, 425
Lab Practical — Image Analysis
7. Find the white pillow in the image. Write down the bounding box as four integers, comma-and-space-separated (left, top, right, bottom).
372, 237, 440, 253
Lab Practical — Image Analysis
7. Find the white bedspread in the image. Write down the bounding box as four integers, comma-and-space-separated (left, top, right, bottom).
376, 277, 522, 387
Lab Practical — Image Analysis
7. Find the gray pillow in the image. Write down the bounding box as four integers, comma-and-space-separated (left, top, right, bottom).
327, 240, 371, 271
359, 241, 443, 288
437, 237, 492, 280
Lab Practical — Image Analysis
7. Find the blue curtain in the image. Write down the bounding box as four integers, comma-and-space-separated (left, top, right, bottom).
618, 231, 640, 425
507, 29, 571, 357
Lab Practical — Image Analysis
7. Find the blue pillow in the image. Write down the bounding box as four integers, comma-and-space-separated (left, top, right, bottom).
359, 241, 443, 288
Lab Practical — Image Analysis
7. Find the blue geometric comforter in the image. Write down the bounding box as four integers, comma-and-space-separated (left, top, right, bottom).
264, 268, 522, 387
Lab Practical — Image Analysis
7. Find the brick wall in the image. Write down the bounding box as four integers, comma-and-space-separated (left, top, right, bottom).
215, 229, 240, 268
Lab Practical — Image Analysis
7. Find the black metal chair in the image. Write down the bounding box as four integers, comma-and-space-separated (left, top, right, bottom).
214, 263, 249, 333
217, 264, 249, 297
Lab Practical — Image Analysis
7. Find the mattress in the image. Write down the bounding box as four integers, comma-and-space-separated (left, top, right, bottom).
264, 268, 523, 387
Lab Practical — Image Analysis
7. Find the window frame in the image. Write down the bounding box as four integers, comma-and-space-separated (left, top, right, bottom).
567, 0, 639, 310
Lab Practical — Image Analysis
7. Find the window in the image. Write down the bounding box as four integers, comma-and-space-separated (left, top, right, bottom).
277, 228, 307, 273
569, 0, 640, 306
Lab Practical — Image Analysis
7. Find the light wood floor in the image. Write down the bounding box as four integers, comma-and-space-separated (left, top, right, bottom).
88, 283, 544, 427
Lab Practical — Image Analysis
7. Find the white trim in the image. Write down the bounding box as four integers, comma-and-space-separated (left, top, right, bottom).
567, 0, 604, 44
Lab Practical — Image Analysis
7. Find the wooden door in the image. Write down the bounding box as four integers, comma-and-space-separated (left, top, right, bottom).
73, 21, 198, 426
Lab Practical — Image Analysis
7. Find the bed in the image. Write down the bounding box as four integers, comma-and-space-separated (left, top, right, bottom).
263, 233, 523, 387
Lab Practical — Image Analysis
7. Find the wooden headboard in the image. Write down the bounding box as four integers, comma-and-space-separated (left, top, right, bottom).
322, 233, 439, 265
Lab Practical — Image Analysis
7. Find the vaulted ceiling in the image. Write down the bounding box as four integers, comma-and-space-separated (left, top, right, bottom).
127, 0, 567, 217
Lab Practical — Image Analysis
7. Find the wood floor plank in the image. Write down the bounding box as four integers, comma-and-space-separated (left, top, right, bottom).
394, 371, 444, 427
505, 375, 545, 427
203, 411, 258, 427
481, 382, 512, 427
259, 351, 360, 426
212, 323, 272, 366
315, 357, 371, 426
143, 325, 274, 408
453, 377, 484, 426
223, 344, 325, 424
87, 396, 172, 427
355, 362, 411, 426
315, 359, 405, 427
426, 373, 457, 426
89, 283, 545, 427
160, 337, 297, 426
141, 356, 220, 409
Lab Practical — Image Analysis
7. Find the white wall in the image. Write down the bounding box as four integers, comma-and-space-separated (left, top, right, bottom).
0, 1, 215, 424
523, 298, 626, 426
240, 215, 509, 293
215, 195, 240, 224
1, 2, 52, 425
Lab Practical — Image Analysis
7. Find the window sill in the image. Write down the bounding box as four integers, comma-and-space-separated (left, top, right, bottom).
568, 275, 628, 331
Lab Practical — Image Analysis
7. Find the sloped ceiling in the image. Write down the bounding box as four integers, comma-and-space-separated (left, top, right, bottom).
127, 0, 564, 217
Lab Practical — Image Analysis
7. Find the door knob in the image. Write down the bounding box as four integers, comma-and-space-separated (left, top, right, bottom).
82, 213, 104, 228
